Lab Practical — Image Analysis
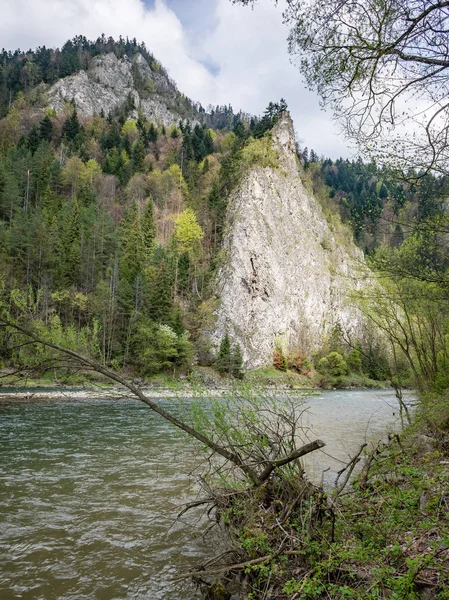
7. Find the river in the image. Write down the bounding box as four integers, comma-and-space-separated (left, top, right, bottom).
0, 389, 413, 599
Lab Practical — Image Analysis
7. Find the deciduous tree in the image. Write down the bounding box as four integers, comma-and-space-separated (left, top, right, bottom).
234, 0, 449, 175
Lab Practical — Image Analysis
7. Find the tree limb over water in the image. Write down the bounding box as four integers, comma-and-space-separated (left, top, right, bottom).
0, 318, 324, 487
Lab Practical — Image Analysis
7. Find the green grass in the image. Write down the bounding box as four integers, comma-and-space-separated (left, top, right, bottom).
213, 393, 449, 599
0, 370, 113, 387
246, 366, 315, 389
312, 371, 388, 389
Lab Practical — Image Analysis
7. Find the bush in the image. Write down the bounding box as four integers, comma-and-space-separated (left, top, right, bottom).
132, 320, 193, 374
241, 137, 279, 169
273, 347, 288, 372
289, 352, 312, 377
317, 351, 348, 376
347, 348, 362, 373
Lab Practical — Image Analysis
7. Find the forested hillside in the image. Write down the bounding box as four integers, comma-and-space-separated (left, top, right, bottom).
300, 150, 449, 253
2, 36, 449, 386
0, 39, 289, 377
0, 35, 246, 128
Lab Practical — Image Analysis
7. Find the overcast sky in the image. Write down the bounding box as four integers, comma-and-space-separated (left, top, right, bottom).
1, 0, 352, 158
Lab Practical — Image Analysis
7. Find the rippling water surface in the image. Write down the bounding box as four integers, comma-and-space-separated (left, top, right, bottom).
0, 389, 412, 599
0, 398, 213, 600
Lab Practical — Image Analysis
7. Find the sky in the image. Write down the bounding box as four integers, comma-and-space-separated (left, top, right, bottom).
0, 0, 351, 158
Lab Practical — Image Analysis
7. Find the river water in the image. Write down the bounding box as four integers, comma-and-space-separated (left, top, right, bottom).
0, 389, 412, 599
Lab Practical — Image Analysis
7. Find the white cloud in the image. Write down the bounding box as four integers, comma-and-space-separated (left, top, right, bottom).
0, 0, 350, 157
198, 0, 350, 157
1, 0, 213, 97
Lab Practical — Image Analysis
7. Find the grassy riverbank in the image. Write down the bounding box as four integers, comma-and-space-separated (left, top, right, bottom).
199, 394, 449, 599
0, 365, 388, 394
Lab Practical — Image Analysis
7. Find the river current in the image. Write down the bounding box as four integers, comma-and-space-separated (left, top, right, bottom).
0, 389, 411, 599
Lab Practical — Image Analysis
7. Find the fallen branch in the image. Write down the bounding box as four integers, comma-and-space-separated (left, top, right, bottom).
334, 443, 367, 496
259, 439, 326, 482
171, 550, 304, 581
177, 498, 215, 518
358, 440, 383, 490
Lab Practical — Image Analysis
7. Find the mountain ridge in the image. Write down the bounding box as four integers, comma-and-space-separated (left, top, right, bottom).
0, 35, 380, 379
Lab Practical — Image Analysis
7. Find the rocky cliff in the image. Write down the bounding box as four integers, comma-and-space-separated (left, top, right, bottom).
211, 113, 366, 368
48, 52, 193, 126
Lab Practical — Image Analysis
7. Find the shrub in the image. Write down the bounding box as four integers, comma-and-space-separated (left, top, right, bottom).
216, 334, 244, 378
273, 347, 288, 372
132, 321, 193, 374
347, 348, 362, 373
317, 351, 348, 376
241, 137, 279, 169
289, 352, 312, 377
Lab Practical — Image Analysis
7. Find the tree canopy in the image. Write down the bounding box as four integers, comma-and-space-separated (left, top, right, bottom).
234, 0, 449, 175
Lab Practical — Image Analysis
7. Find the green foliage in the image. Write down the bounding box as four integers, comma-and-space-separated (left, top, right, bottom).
316, 351, 348, 376
0, 43, 256, 378
173, 208, 204, 256
251, 98, 288, 138
199, 383, 449, 598
62, 108, 82, 143
131, 320, 192, 374
241, 136, 279, 169
273, 346, 288, 372
215, 333, 244, 379
346, 348, 362, 373
132, 139, 145, 172
357, 242, 449, 391
142, 198, 156, 252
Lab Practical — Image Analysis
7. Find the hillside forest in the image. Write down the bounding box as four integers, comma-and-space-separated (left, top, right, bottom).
1, 36, 449, 391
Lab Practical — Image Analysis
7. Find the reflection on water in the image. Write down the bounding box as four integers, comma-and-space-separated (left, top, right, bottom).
0, 389, 412, 599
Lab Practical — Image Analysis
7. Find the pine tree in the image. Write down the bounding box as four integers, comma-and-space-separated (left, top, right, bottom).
147, 123, 158, 144
142, 197, 156, 254
62, 108, 81, 142
302, 147, 309, 168
132, 139, 145, 172
230, 342, 244, 379
216, 333, 231, 375
148, 261, 173, 323
119, 201, 146, 283
233, 119, 245, 139
27, 126, 40, 154
39, 115, 53, 142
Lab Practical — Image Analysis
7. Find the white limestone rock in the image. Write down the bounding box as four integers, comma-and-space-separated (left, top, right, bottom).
211, 112, 366, 368
47, 52, 186, 126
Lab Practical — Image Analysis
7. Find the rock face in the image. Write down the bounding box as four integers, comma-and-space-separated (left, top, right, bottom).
47, 52, 191, 126
211, 113, 366, 368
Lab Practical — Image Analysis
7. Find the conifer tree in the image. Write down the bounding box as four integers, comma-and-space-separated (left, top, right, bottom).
216, 333, 231, 375
27, 126, 40, 155
119, 201, 146, 284
132, 139, 145, 172
39, 115, 53, 142
142, 197, 156, 254
147, 123, 158, 144
62, 108, 81, 142
148, 261, 173, 323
